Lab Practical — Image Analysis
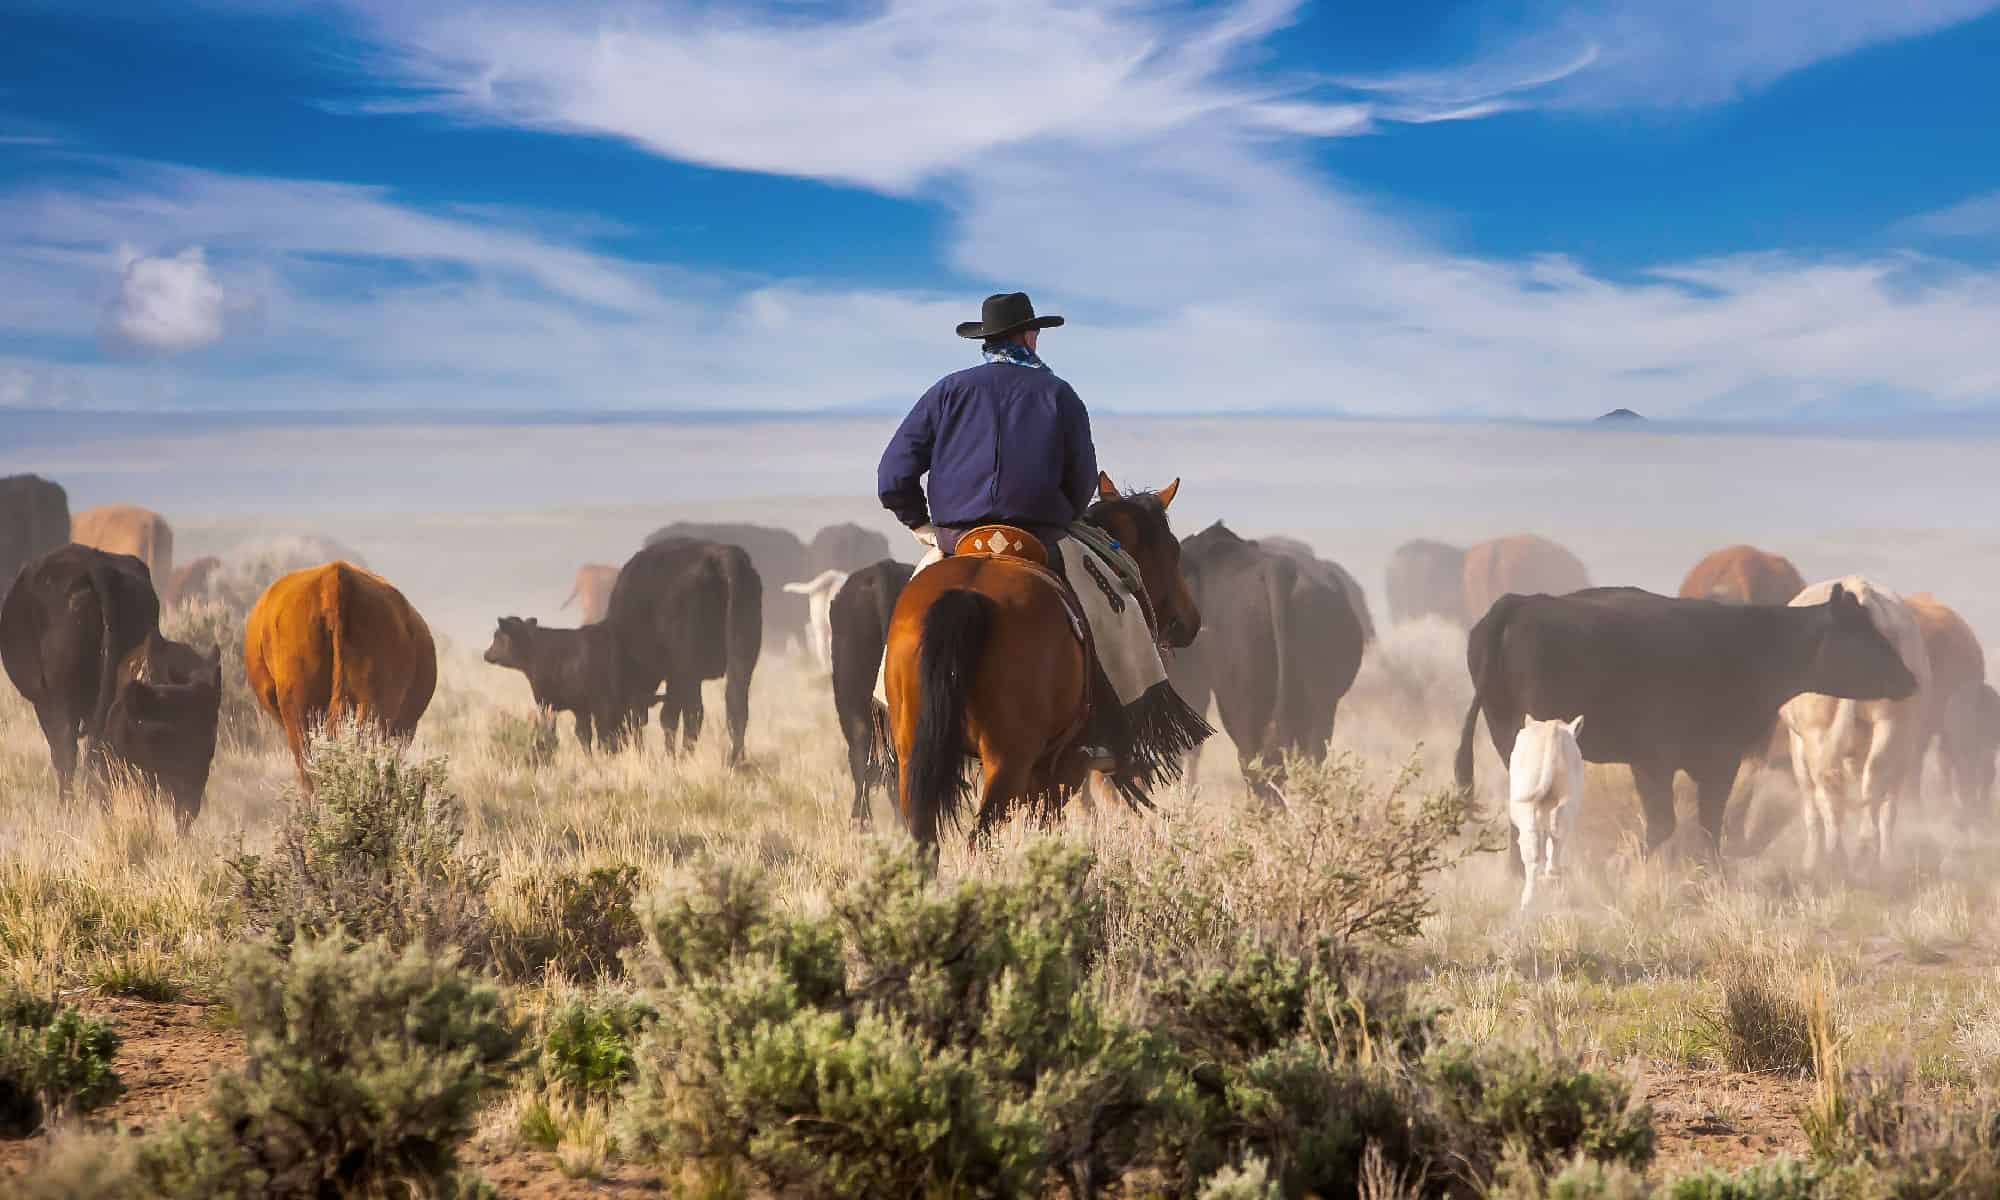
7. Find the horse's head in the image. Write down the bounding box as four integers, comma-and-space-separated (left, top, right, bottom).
1087, 471, 1200, 648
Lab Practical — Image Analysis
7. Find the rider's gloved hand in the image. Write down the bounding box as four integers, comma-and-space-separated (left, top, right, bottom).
911, 524, 939, 549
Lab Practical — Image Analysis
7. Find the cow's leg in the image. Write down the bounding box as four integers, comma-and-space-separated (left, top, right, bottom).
682, 688, 708, 755
1631, 762, 1677, 854
34, 703, 79, 802
1858, 721, 1902, 874
723, 670, 750, 765
845, 718, 873, 828
1693, 762, 1737, 862
1789, 728, 1824, 873
657, 687, 689, 755
1512, 799, 1544, 909
575, 709, 596, 751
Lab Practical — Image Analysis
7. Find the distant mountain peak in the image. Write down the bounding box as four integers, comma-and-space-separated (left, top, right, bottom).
1596, 408, 1646, 423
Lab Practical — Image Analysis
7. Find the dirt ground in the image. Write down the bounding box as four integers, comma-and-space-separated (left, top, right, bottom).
0, 996, 661, 1196
1, 996, 1814, 1192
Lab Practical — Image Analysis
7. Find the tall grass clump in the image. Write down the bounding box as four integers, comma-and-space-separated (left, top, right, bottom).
1707, 956, 1817, 1076
231, 720, 495, 965
493, 862, 644, 982
0, 989, 123, 1136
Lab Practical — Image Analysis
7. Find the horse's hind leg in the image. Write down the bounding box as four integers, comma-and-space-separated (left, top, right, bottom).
974, 755, 1032, 843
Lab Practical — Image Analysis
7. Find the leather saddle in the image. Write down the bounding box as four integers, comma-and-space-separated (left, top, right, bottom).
951, 524, 1087, 647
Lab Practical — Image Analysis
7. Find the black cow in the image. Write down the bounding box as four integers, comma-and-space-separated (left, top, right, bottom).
483, 617, 651, 751
608, 538, 762, 762
0, 544, 221, 825
1386, 539, 1465, 626
1941, 682, 2000, 819
1257, 535, 1375, 644
645, 521, 803, 644
829, 559, 914, 825
1455, 586, 1918, 857
0, 474, 69, 608
809, 523, 894, 575
1175, 523, 1365, 800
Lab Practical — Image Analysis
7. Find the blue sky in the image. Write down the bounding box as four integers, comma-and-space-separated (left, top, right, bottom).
3, 0, 2000, 419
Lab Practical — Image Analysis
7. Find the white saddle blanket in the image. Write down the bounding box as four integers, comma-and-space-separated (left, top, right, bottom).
873, 538, 1168, 710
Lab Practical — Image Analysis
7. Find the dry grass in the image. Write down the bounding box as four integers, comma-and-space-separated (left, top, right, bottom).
5, 614, 2000, 1187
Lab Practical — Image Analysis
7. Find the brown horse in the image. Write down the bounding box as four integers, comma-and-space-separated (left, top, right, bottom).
885, 473, 1202, 847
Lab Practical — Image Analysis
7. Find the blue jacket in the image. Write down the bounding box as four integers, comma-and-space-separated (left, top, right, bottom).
877, 361, 1097, 535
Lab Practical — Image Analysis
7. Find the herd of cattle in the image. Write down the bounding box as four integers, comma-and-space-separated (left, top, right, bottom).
2, 469, 1996, 887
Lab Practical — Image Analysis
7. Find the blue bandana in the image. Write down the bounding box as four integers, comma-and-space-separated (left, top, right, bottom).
982, 342, 1048, 370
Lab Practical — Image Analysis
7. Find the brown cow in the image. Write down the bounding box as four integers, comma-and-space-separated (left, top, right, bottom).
245, 561, 437, 783
561, 563, 620, 624
71, 504, 173, 589
1678, 545, 1807, 607
1461, 534, 1591, 625
1908, 592, 1987, 806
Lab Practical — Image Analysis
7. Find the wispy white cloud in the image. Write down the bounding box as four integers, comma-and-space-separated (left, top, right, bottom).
338, 0, 1388, 191
1344, 0, 2000, 115
1899, 191, 2000, 239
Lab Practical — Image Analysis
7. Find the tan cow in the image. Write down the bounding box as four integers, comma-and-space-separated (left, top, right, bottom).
1461, 534, 1590, 625
1781, 576, 1931, 874
1678, 545, 1806, 607
561, 563, 620, 624
245, 561, 437, 783
71, 504, 173, 590
1907, 592, 1987, 805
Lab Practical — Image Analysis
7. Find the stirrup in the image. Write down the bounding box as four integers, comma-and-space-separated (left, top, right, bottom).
1076, 744, 1119, 773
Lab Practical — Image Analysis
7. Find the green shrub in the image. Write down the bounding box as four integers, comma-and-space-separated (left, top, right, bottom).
538, 994, 655, 1102
1429, 1046, 1655, 1177
0, 990, 123, 1136
135, 930, 523, 1199
1197, 1153, 1282, 1200
620, 836, 1655, 1200
1098, 753, 1498, 975
495, 863, 644, 981
232, 722, 495, 964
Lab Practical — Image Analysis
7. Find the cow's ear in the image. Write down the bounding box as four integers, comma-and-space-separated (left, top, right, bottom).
527, 617, 538, 628
1097, 471, 1119, 501
1157, 478, 1180, 509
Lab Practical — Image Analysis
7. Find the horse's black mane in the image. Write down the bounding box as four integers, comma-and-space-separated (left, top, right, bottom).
1083, 488, 1171, 545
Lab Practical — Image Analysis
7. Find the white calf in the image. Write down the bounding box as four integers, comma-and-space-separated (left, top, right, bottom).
1507, 715, 1585, 910
782, 569, 849, 674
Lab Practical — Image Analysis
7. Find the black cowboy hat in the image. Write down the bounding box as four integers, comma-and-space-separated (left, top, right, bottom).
956, 291, 1065, 340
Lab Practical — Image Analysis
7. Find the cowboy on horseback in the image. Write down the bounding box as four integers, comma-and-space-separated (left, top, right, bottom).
877, 292, 1204, 789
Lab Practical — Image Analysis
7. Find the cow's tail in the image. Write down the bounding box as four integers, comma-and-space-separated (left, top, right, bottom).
906, 589, 993, 841
559, 585, 579, 612
1262, 560, 1298, 757
323, 563, 352, 747
1455, 596, 1516, 791
722, 552, 762, 763
79, 557, 142, 776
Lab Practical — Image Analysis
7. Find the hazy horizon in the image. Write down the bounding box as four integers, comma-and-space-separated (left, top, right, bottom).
8, 415, 1995, 654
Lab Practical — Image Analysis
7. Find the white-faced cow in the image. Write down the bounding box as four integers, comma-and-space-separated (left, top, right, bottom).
782, 569, 850, 674
1781, 577, 1931, 874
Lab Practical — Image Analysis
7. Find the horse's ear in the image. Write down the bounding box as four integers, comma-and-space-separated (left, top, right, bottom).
1097, 471, 1118, 501
1157, 478, 1180, 509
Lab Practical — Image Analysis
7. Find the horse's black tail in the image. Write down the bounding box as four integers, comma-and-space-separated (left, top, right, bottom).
1454, 596, 1515, 791
906, 588, 993, 844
